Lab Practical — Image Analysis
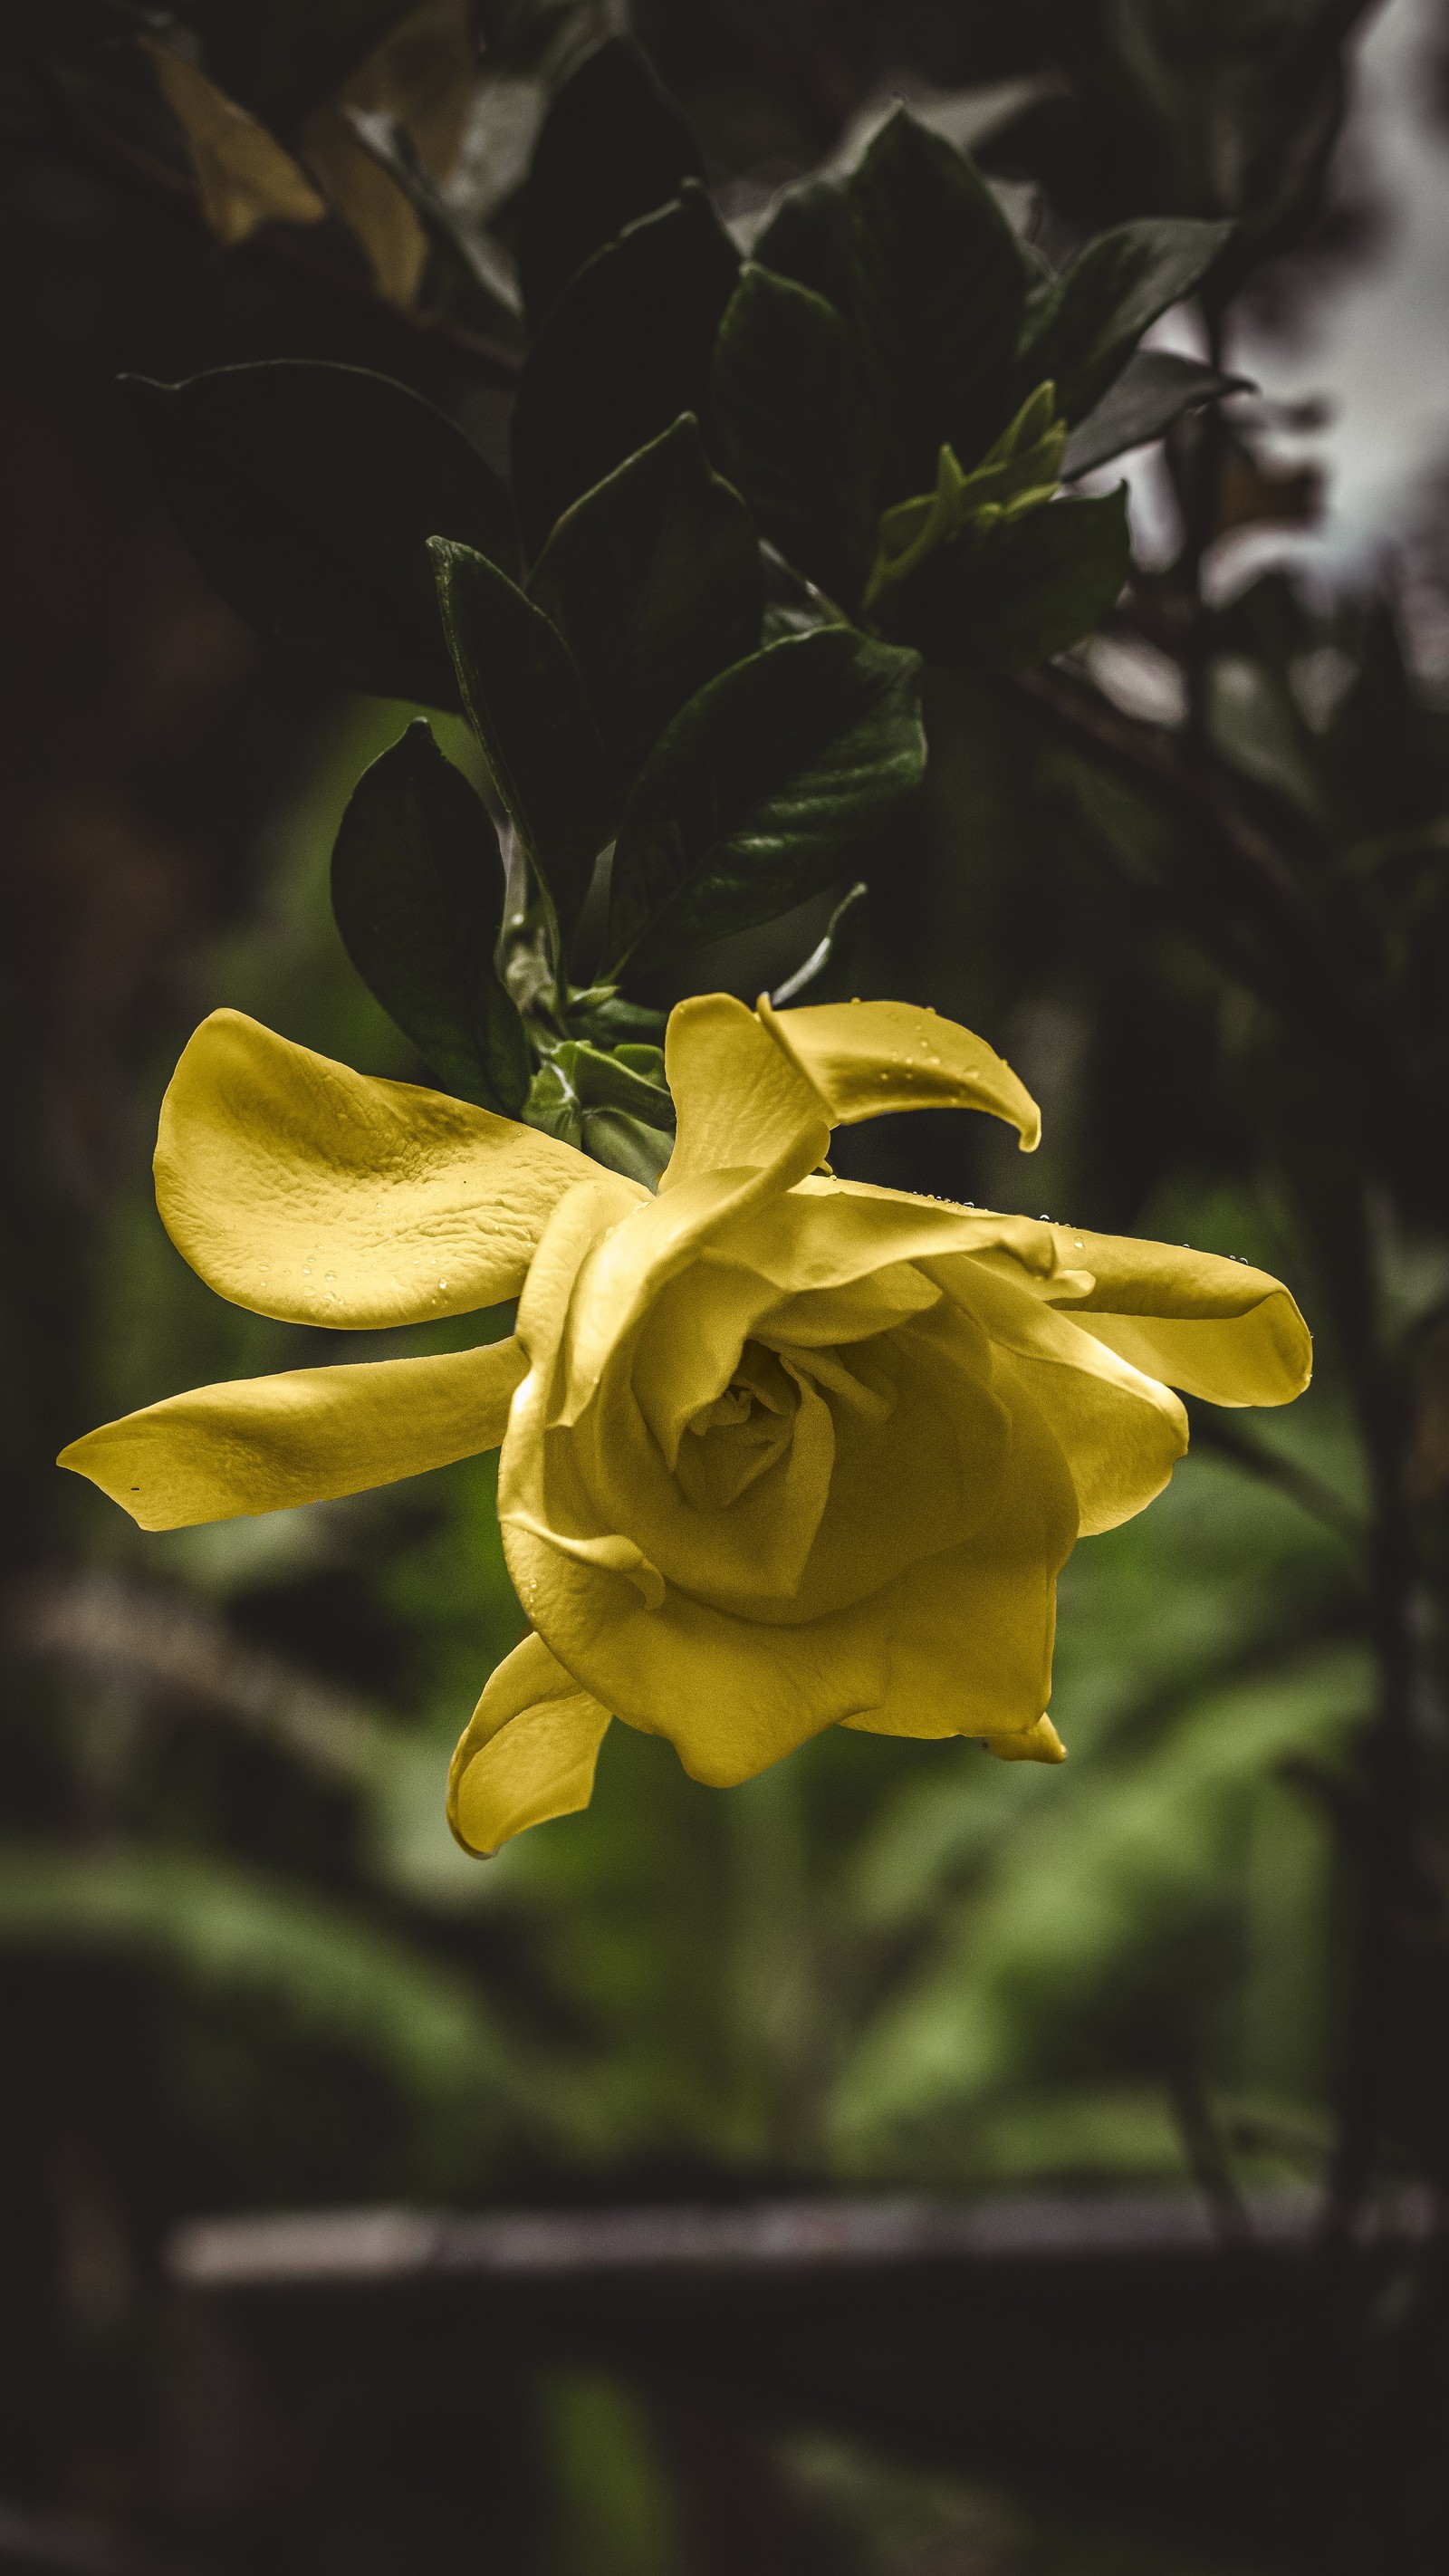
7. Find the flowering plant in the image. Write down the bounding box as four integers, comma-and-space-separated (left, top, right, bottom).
62, 989, 1309, 1853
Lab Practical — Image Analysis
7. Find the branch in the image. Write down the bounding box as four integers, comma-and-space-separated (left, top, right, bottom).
1003, 659, 1354, 1039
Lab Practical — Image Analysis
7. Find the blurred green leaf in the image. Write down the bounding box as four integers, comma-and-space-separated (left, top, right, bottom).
887, 487, 1130, 676
511, 184, 741, 557
712, 264, 883, 612
528, 416, 763, 816
124, 362, 518, 708
331, 718, 530, 1111
604, 631, 925, 977
1015, 217, 1231, 425
430, 537, 609, 958
1063, 349, 1252, 477
0, 1838, 519, 2119
516, 34, 704, 328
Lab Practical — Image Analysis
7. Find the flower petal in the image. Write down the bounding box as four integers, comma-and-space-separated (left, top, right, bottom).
59, 1336, 526, 1530
447, 1632, 611, 1854
759, 997, 1041, 1148
661, 994, 830, 1199
502, 1351, 1076, 1783
157, 1010, 590, 1328
930, 1253, 1187, 1536
1041, 1227, 1312, 1407
985, 1715, 1067, 1763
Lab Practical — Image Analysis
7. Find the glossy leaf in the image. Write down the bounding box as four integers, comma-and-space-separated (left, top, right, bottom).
511, 185, 741, 557
528, 417, 763, 815
124, 362, 518, 708
888, 488, 1131, 676
1016, 218, 1232, 425
429, 539, 609, 958
604, 631, 925, 977
517, 36, 704, 328
712, 264, 883, 610
331, 719, 529, 1113
840, 110, 1035, 489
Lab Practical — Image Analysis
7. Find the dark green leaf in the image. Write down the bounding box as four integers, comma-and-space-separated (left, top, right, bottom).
528, 417, 763, 815
604, 631, 925, 977
123, 362, 518, 709
511, 184, 741, 558
525, 1053, 674, 1187
712, 264, 883, 610
1062, 350, 1252, 477
429, 539, 609, 959
840, 109, 1034, 489
770, 880, 868, 1007
196, 0, 416, 129
888, 488, 1130, 675
517, 36, 704, 329
331, 720, 529, 1114
1016, 219, 1232, 425
753, 177, 860, 320
569, 1039, 674, 1127
566, 989, 668, 1050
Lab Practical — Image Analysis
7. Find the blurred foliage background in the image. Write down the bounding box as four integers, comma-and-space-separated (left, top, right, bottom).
1, 2, 1447, 2570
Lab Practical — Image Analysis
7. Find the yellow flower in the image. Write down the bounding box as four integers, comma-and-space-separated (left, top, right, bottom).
61, 995, 1311, 1853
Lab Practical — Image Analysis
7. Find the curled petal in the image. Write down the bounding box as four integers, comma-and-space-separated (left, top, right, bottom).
157, 1010, 590, 1328
59, 1336, 525, 1530
1042, 1228, 1312, 1407
759, 997, 1040, 1149
661, 994, 831, 1200
447, 1633, 611, 1854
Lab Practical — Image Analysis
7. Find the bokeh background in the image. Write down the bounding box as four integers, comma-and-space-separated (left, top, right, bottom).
3, 3, 1448, 2569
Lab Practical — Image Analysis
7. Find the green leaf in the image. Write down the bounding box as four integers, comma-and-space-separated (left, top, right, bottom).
753, 178, 865, 340
886, 487, 1131, 675
0, 1836, 514, 2118
511, 184, 742, 557
330, 719, 529, 1114
1062, 349, 1252, 477
528, 417, 763, 816
517, 36, 704, 329
865, 386, 1067, 610
429, 540, 609, 963
566, 988, 669, 1050
770, 879, 868, 1006
525, 1051, 674, 1187
123, 362, 518, 709
840, 109, 1035, 489
604, 631, 925, 977
1016, 218, 1232, 425
711, 264, 883, 610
